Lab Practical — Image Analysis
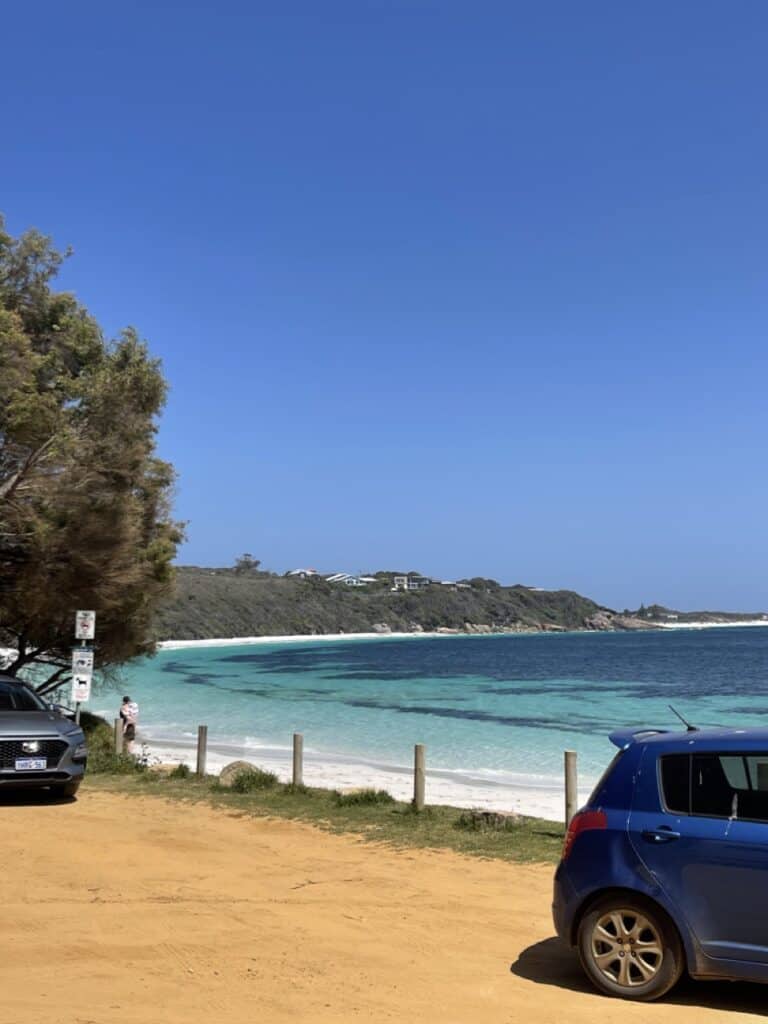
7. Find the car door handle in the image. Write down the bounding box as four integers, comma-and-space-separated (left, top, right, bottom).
642, 828, 681, 844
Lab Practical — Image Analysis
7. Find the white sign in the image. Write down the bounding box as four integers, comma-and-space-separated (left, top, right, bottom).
75, 610, 96, 640
71, 675, 92, 703
72, 649, 94, 676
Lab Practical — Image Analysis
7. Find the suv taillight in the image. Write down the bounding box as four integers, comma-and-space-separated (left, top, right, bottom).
562, 809, 607, 860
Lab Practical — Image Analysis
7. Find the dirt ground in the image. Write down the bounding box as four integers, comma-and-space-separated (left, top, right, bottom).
1, 790, 764, 1024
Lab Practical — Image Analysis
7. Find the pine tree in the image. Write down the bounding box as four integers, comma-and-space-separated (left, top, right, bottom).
0, 216, 184, 693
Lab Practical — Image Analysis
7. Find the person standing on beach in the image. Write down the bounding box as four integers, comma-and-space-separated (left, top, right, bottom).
120, 696, 139, 754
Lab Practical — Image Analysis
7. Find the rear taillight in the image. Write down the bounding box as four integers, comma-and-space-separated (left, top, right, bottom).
562, 809, 607, 860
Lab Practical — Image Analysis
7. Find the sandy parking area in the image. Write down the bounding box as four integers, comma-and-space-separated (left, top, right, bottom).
1, 790, 763, 1024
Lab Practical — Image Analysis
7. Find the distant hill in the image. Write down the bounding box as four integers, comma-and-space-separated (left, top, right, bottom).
152, 567, 653, 640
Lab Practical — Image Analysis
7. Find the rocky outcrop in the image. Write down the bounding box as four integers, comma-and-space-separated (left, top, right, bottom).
218, 760, 258, 788
584, 611, 614, 631
585, 611, 657, 631
611, 614, 657, 630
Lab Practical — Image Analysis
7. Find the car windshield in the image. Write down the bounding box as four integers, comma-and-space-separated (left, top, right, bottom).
0, 680, 47, 711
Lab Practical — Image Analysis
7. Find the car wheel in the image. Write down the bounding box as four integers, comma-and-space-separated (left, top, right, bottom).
577, 896, 683, 1001
50, 781, 81, 800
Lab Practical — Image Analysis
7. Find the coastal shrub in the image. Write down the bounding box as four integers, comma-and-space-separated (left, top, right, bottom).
169, 763, 191, 779
229, 767, 279, 793
79, 710, 111, 734
153, 565, 607, 640
400, 802, 434, 818
84, 723, 149, 775
89, 749, 148, 775
331, 788, 395, 807
282, 782, 310, 796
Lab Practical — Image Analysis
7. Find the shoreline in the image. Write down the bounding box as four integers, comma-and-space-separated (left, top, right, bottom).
156, 630, 455, 650
656, 619, 768, 629
156, 619, 768, 650
135, 731, 590, 822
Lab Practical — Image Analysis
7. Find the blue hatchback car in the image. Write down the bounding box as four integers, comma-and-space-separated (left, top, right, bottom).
553, 726, 768, 1000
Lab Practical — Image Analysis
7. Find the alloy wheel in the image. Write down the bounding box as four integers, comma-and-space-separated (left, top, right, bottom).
590, 909, 664, 988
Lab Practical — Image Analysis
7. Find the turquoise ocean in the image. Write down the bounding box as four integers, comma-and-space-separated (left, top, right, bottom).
97, 627, 768, 820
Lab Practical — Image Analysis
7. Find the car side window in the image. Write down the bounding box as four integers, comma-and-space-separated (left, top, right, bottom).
660, 754, 690, 813
745, 757, 768, 792
692, 755, 737, 817
661, 752, 768, 822
685, 752, 768, 823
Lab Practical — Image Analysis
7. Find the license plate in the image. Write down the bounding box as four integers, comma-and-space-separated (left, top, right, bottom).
15, 758, 47, 770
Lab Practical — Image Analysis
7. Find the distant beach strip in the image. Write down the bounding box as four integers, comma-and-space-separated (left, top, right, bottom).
155, 618, 768, 651
156, 631, 454, 650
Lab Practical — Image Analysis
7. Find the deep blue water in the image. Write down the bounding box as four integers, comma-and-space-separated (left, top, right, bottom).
106, 628, 768, 791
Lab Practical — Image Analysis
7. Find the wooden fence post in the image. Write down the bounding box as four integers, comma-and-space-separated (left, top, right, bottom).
414, 743, 426, 811
565, 749, 578, 826
293, 733, 304, 787
114, 718, 123, 755
196, 725, 208, 777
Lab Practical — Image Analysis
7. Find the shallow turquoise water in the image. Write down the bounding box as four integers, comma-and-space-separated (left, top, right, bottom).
95, 628, 768, 795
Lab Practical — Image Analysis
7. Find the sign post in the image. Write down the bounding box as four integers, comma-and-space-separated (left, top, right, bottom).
72, 611, 96, 723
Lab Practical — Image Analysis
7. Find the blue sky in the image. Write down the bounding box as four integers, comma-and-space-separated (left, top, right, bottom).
4, 2, 767, 610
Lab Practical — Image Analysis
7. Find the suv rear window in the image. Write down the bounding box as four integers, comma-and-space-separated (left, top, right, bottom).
0, 681, 46, 711
661, 752, 768, 823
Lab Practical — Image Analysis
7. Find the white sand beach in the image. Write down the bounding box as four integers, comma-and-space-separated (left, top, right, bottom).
157, 619, 768, 650
656, 619, 768, 629
135, 734, 588, 822
156, 630, 461, 650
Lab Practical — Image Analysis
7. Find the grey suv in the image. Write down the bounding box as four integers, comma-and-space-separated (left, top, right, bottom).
0, 673, 87, 798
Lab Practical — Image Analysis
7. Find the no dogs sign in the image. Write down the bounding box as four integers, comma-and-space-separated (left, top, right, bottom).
75, 610, 96, 640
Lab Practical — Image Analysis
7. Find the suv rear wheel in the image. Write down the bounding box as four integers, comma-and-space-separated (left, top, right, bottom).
577, 895, 683, 1001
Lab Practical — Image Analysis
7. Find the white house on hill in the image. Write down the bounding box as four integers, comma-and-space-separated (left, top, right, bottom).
393, 574, 432, 592
326, 573, 377, 587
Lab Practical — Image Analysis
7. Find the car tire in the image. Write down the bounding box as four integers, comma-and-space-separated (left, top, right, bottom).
577, 895, 684, 1001
50, 781, 81, 800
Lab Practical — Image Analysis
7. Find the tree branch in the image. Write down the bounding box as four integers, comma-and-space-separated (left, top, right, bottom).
0, 436, 57, 503
36, 664, 72, 696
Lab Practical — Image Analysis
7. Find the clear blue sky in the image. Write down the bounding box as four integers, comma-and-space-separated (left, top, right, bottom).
4, 2, 767, 611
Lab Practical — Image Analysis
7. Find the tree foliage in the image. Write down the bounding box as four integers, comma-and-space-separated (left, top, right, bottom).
0, 216, 184, 692
234, 553, 261, 574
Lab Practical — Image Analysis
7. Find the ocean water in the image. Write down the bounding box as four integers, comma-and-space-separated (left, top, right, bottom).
96, 628, 768, 820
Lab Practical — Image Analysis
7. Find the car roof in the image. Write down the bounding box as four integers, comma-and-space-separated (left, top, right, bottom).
610, 727, 768, 753
0, 673, 33, 690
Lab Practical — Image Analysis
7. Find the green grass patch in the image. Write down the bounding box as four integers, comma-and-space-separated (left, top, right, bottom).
224, 767, 279, 793
83, 771, 563, 863
331, 787, 396, 807
454, 810, 520, 833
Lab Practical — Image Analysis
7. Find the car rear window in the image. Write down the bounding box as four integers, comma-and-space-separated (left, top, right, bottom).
587, 750, 625, 805
0, 681, 46, 711
660, 752, 768, 822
